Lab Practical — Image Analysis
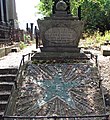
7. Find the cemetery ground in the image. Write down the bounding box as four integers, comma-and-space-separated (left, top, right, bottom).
0, 43, 110, 116
0, 44, 38, 68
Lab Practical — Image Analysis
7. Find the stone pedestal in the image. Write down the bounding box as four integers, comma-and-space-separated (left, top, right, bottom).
32, 16, 86, 60
38, 18, 84, 52
32, 52, 89, 61
32, 0, 87, 60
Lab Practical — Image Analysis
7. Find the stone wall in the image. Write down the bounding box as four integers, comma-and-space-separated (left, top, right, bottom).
0, 47, 5, 58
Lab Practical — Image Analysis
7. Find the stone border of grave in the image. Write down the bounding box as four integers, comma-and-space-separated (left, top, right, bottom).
0, 43, 19, 58
101, 45, 110, 56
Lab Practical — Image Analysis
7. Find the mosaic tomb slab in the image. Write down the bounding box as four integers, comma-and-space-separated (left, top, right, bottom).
15, 61, 104, 117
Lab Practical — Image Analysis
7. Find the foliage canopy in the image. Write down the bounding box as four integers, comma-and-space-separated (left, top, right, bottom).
37, 0, 110, 33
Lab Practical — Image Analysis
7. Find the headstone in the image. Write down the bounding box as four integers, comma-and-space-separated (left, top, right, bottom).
30, 23, 34, 40
34, 26, 39, 48
26, 23, 28, 32
0, 0, 4, 22
32, 0, 87, 60
2, 0, 9, 23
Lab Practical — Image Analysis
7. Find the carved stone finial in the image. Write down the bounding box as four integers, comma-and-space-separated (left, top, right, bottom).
56, 0, 67, 11
52, 0, 70, 14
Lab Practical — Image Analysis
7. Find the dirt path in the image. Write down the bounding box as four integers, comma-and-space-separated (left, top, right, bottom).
98, 55, 110, 92
0, 44, 40, 69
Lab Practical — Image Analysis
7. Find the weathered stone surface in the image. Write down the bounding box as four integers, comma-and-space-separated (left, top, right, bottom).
0, 44, 19, 58
37, 0, 84, 53
40, 46, 80, 52
0, 67, 17, 116
0, 48, 5, 58
45, 27, 77, 46
101, 45, 110, 56
31, 52, 89, 61
56, 0, 67, 11
14, 62, 104, 116
38, 19, 84, 48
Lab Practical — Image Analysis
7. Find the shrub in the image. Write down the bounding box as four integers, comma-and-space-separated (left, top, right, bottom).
80, 30, 110, 48
19, 41, 27, 50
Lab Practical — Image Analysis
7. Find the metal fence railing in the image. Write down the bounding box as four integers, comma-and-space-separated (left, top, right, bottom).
4, 52, 35, 116
14, 52, 34, 88
84, 51, 98, 67
2, 51, 109, 120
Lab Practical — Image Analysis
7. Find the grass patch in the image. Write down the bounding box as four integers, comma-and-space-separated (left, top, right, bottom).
19, 41, 27, 50
79, 30, 110, 49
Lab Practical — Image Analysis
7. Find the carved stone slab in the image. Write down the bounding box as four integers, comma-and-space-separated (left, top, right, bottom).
38, 19, 84, 47
45, 27, 77, 46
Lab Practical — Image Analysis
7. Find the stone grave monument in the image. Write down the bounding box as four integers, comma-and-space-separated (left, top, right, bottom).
32, 0, 87, 60
6, 0, 105, 118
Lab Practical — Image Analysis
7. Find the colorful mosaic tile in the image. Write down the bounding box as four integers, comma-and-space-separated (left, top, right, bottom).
15, 62, 104, 117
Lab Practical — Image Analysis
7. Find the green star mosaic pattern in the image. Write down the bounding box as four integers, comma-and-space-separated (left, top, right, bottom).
15, 62, 104, 117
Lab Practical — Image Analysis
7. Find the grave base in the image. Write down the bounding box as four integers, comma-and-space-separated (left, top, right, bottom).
40, 46, 80, 52
32, 52, 89, 61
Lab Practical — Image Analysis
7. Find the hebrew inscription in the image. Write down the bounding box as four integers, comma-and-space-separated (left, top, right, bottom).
45, 27, 77, 46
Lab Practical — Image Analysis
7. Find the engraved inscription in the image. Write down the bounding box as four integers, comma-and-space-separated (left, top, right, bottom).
45, 27, 77, 45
